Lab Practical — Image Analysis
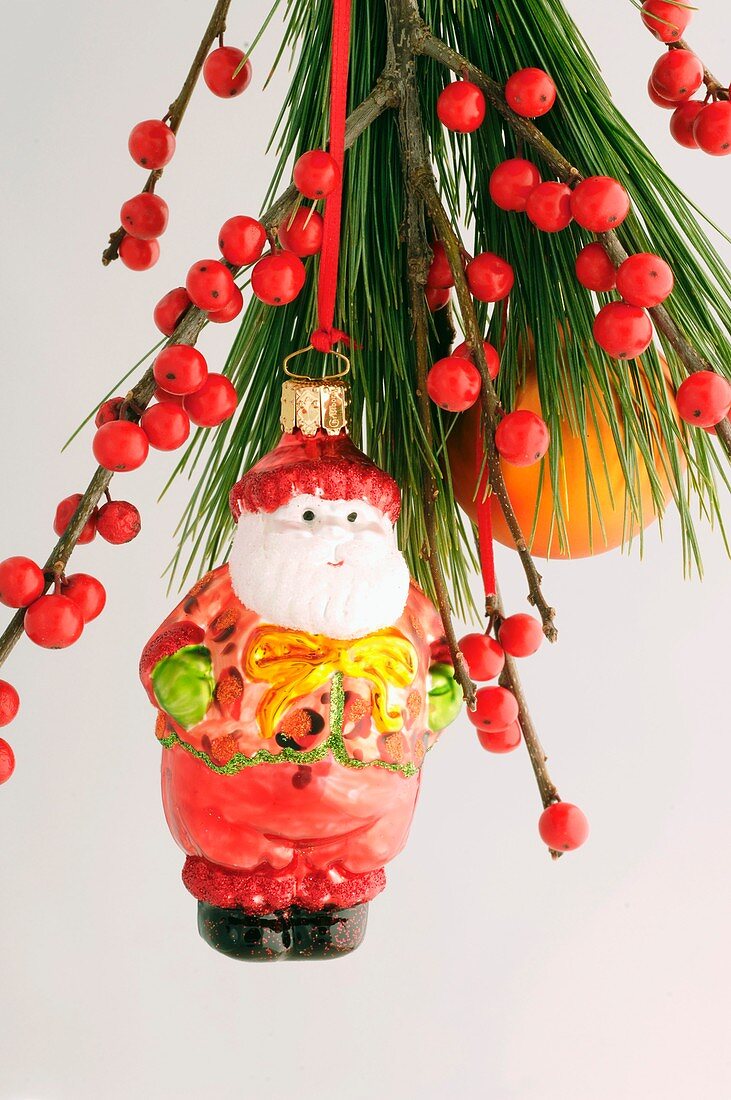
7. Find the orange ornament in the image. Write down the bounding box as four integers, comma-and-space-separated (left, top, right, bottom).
448, 352, 678, 558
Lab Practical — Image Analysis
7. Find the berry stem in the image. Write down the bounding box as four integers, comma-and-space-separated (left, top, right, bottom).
0, 79, 395, 674
414, 20, 731, 461
388, 0, 477, 711
101, 0, 234, 266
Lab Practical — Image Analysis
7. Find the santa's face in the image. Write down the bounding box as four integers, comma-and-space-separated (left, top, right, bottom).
229, 494, 410, 639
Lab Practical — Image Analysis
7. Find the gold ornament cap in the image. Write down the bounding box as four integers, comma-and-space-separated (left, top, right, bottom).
280, 346, 351, 437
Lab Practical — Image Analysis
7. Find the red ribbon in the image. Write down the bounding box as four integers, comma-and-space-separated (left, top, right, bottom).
311, 0, 352, 352
475, 425, 496, 601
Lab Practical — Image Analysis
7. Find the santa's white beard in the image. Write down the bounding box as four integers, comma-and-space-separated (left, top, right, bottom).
229, 496, 410, 639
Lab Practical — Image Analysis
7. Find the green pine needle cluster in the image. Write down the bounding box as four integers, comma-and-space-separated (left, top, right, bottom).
163, 0, 730, 608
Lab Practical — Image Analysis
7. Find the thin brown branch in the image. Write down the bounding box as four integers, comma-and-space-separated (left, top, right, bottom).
0, 81, 394, 673
387, 0, 476, 709
416, 25, 731, 463
102, 0, 233, 265
493, 584, 562, 859
418, 178, 558, 642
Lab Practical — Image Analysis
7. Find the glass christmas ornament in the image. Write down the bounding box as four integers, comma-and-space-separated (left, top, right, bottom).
140, 353, 462, 961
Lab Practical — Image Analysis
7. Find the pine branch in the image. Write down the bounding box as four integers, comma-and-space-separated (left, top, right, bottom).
415, 23, 731, 462
0, 79, 394, 673
387, 0, 476, 710
101, 0, 233, 266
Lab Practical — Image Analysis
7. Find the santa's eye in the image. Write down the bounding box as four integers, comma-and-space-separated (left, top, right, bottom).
347, 512, 357, 523
302, 510, 316, 522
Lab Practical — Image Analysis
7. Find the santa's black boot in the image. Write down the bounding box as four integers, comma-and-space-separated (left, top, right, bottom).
196, 903, 292, 961
286, 903, 369, 960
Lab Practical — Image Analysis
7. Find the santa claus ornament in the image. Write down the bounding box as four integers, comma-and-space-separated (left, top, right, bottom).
140, 359, 462, 959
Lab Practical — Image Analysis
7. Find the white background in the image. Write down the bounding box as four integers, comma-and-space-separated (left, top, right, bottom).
0, 2, 729, 1098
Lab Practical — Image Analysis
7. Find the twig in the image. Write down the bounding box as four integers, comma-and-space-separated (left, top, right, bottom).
415, 25, 731, 462
0, 81, 395, 673
386, 0, 476, 710
101, 0, 233, 265
418, 178, 558, 641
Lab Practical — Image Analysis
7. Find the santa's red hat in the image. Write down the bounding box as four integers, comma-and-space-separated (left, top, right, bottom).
229, 430, 401, 523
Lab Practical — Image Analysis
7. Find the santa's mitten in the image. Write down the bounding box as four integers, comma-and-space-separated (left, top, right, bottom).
427, 661, 463, 732
151, 644, 215, 730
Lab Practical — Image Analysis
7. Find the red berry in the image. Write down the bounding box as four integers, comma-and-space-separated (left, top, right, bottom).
467, 252, 514, 302
203, 46, 252, 98
141, 403, 191, 451
183, 374, 238, 427
467, 686, 519, 731
651, 49, 703, 103
128, 119, 176, 169
154, 386, 184, 405
641, 0, 692, 42
477, 721, 521, 754
278, 207, 323, 256
495, 410, 550, 466
575, 243, 617, 292
489, 158, 541, 212
0, 557, 45, 608
693, 101, 731, 156
119, 236, 159, 271
61, 573, 106, 624
505, 68, 556, 118
669, 100, 705, 148
207, 283, 243, 324
616, 253, 674, 308
436, 81, 486, 132
593, 302, 653, 360
24, 594, 84, 649
0, 681, 20, 727
676, 371, 731, 428
570, 176, 630, 232
251, 251, 306, 306
94, 397, 124, 428
153, 345, 208, 396
452, 339, 500, 381
0, 739, 15, 784
93, 421, 149, 472
153, 288, 191, 336
96, 500, 141, 544
218, 215, 267, 266
53, 494, 97, 544
293, 150, 340, 199
647, 76, 677, 109
426, 241, 454, 288
499, 613, 543, 657
425, 286, 451, 311
459, 633, 505, 681
525, 181, 573, 232
538, 802, 589, 851
120, 193, 168, 240
427, 356, 482, 412
186, 259, 235, 311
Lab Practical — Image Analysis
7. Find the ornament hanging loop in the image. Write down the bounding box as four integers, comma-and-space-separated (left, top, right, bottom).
282, 344, 351, 381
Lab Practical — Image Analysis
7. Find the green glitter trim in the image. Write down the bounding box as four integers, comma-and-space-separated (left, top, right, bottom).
158, 670, 418, 779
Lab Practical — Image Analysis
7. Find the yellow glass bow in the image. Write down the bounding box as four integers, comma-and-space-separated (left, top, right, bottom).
244, 626, 419, 739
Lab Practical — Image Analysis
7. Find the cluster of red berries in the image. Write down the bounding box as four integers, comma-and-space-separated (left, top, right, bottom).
0, 555, 109, 781
457, 612, 587, 851
424, 237, 515, 316
575, 240, 675, 361
118, 44, 253, 272
641, 2, 731, 156
437, 66, 556, 135
427, 335, 549, 468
